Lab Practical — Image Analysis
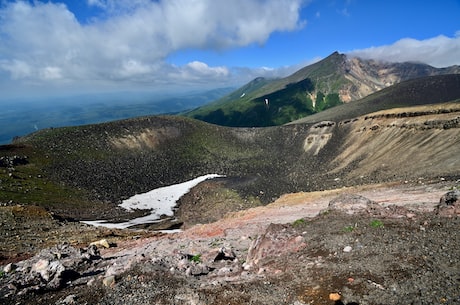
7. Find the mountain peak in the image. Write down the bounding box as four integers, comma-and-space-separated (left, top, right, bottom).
327, 50, 343, 58
185, 55, 460, 127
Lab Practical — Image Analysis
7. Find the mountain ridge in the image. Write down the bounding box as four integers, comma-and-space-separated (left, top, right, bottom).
184, 52, 460, 126
289, 73, 460, 124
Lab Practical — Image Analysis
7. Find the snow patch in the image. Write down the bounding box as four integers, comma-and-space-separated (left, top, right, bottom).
82, 174, 223, 229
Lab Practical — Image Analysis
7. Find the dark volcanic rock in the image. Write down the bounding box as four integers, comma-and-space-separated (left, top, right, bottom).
0, 155, 28, 168
439, 190, 460, 206
436, 190, 460, 216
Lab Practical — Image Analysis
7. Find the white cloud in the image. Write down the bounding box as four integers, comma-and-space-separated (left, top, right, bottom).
165, 61, 230, 86
114, 59, 153, 79
40, 66, 63, 80
185, 61, 229, 78
0, 0, 305, 94
347, 34, 460, 68
87, 0, 105, 9
0, 59, 32, 79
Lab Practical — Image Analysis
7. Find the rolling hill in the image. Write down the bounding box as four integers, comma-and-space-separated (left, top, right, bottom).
184, 52, 460, 127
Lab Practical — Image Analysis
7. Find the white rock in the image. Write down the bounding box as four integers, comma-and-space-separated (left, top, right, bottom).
242, 262, 252, 271
3, 263, 14, 273
61, 294, 77, 304
90, 239, 110, 249
217, 267, 232, 276
102, 275, 116, 287
33, 259, 49, 272
343, 246, 352, 253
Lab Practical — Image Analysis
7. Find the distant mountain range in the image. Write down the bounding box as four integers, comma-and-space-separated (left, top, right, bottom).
184, 52, 460, 126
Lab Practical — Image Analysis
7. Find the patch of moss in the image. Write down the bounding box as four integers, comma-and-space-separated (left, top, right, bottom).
190, 254, 201, 263
0, 149, 95, 211
370, 219, 384, 228
292, 218, 306, 227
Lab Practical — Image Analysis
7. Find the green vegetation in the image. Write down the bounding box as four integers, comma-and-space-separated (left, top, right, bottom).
370, 219, 384, 228
0, 145, 95, 210
190, 254, 202, 263
188, 78, 344, 127
315, 93, 342, 112
292, 75, 460, 125
184, 52, 349, 127
292, 218, 306, 227
344, 225, 356, 232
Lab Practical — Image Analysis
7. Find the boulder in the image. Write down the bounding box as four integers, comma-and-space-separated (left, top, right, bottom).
439, 190, 460, 206
213, 247, 237, 262
436, 190, 460, 216
244, 223, 306, 271
0, 155, 28, 167
328, 193, 380, 215
0, 243, 103, 295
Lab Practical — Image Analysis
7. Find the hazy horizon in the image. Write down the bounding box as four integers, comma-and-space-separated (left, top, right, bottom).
0, 86, 235, 144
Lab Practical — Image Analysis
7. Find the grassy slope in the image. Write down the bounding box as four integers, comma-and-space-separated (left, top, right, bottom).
0, 143, 98, 215
185, 53, 460, 128
184, 52, 349, 126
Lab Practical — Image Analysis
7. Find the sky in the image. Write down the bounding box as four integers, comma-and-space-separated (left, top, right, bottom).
0, 0, 459, 101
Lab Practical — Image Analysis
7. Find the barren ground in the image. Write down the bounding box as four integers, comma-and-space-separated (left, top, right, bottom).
1, 179, 459, 305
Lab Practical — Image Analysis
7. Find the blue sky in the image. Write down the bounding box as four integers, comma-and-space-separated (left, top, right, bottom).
0, 0, 459, 100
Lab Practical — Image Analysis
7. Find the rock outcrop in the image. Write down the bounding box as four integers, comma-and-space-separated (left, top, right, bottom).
1, 243, 103, 296
436, 190, 460, 216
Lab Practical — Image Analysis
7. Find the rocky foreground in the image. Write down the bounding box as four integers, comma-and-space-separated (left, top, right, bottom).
1, 180, 459, 305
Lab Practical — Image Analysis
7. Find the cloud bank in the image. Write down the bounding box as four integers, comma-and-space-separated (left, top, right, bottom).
0, 0, 304, 95
0, 0, 458, 99
347, 34, 460, 68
